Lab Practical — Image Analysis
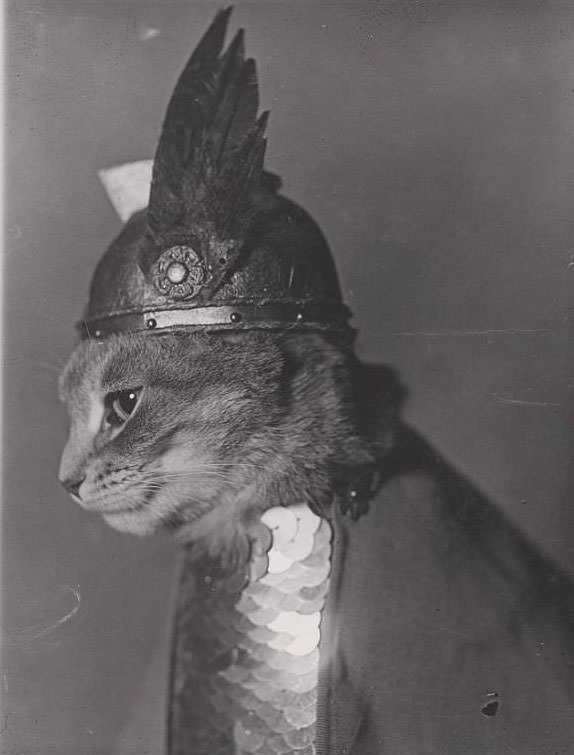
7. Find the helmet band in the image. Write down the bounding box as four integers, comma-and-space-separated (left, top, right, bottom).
79, 302, 352, 340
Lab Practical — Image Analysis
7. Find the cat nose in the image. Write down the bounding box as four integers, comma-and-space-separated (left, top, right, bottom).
61, 475, 86, 499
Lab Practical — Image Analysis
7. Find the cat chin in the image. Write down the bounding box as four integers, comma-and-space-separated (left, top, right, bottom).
102, 510, 160, 536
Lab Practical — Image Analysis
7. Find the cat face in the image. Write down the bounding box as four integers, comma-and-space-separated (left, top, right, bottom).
58, 332, 285, 540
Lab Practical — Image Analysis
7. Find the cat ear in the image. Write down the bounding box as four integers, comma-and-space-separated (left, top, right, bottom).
98, 159, 153, 222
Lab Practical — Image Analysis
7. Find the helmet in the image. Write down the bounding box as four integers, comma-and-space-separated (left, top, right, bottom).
80, 9, 352, 340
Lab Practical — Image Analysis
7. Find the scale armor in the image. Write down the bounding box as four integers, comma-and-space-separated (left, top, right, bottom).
169, 506, 333, 754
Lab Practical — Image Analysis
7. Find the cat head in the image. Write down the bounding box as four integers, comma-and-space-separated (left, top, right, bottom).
58, 331, 374, 552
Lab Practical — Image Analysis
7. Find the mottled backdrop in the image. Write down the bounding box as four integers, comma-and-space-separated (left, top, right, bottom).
5, 1, 573, 753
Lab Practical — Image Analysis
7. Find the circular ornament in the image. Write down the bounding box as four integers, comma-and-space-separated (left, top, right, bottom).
152, 245, 208, 300
165, 261, 188, 284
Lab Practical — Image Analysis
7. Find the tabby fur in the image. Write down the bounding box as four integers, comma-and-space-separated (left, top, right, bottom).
59, 331, 389, 561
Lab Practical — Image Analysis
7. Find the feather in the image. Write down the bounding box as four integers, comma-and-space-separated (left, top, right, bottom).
147, 7, 274, 299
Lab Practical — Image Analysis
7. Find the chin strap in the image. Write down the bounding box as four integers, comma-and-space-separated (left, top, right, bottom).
167, 467, 380, 755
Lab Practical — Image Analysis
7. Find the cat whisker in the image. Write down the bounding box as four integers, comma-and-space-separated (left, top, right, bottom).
141, 463, 264, 479
153, 462, 267, 470
141, 470, 234, 483
153, 472, 231, 481
133, 479, 208, 504
189, 463, 267, 470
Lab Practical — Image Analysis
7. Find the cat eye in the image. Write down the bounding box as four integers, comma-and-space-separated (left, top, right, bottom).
105, 388, 142, 427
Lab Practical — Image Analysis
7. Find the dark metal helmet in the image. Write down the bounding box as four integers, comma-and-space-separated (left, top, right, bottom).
81, 9, 352, 340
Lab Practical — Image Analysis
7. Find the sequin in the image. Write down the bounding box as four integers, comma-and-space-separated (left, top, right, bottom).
170, 503, 332, 754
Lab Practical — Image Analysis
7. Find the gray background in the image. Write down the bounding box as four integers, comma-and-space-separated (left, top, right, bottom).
5, 1, 573, 752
